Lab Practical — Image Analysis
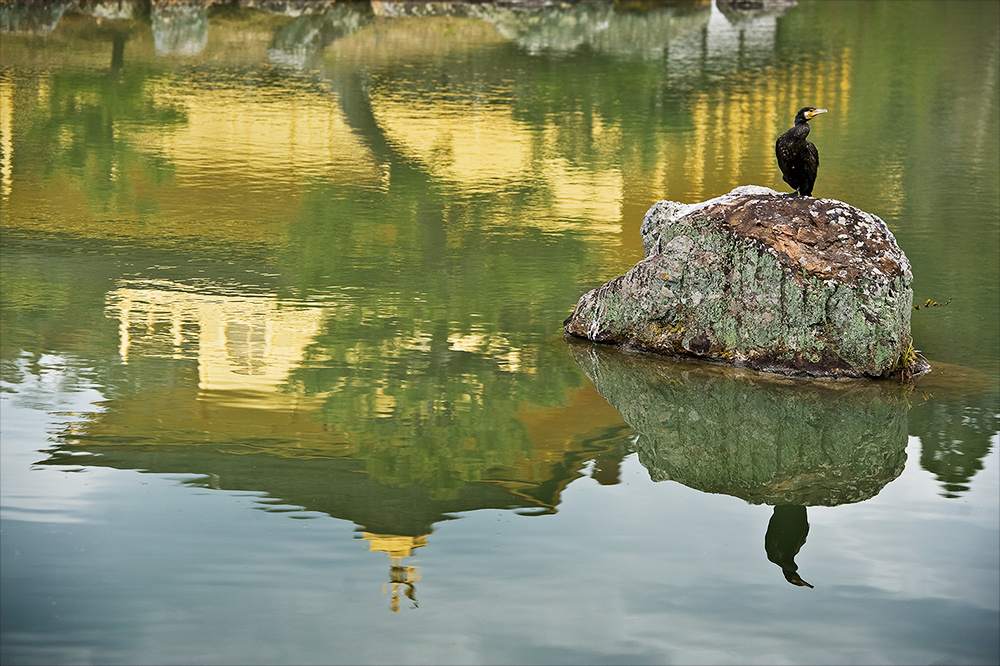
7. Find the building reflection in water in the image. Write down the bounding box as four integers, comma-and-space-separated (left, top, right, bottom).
152, 3, 207, 56
35, 279, 628, 612
364, 533, 426, 612
106, 283, 330, 404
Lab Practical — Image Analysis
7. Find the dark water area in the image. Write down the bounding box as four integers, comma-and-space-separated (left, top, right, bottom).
1, 1, 998, 664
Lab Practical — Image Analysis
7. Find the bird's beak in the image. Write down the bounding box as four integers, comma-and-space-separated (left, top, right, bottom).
808, 108, 828, 119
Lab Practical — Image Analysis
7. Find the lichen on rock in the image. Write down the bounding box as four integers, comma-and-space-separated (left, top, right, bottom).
563, 185, 929, 379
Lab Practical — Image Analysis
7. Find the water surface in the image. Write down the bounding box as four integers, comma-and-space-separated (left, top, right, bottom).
1, 1, 998, 664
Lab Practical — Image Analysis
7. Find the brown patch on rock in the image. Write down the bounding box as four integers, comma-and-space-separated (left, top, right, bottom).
702, 193, 908, 286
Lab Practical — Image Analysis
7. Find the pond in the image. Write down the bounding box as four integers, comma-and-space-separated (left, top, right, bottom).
1, 0, 998, 664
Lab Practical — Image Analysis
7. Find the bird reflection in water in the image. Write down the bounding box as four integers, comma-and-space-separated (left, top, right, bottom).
764, 505, 814, 588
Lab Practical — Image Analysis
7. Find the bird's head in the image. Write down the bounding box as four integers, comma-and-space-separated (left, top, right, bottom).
783, 570, 815, 589
796, 106, 828, 123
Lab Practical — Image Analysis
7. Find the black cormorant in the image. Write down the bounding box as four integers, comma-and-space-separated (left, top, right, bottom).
775, 106, 827, 197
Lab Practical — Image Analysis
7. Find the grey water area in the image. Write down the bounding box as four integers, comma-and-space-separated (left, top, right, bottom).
1, 0, 997, 664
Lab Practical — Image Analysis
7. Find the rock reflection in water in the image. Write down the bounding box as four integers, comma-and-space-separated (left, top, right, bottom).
151, 4, 208, 56
0, 1, 71, 34
568, 338, 913, 587
268, 3, 374, 68
2, 0, 714, 65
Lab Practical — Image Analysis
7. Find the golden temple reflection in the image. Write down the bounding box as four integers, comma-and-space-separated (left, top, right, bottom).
540, 157, 623, 235
143, 81, 382, 190
0, 75, 12, 204
0, 85, 381, 247
363, 533, 427, 612
655, 49, 858, 203
106, 283, 329, 410
369, 91, 624, 237
370, 86, 534, 189
447, 330, 526, 373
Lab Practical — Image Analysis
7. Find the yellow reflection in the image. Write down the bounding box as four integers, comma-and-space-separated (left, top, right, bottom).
370, 85, 533, 189
1, 69, 382, 246
364, 532, 427, 559
144, 81, 381, 189
363, 532, 427, 612
540, 157, 623, 235
106, 282, 328, 410
370, 78, 623, 237
656, 49, 861, 205
372, 385, 398, 418
447, 329, 524, 373
0, 75, 11, 204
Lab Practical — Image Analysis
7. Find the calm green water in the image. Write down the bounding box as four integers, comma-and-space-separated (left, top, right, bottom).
1, 1, 998, 664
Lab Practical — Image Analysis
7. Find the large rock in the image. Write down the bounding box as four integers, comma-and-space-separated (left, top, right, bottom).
564, 185, 928, 379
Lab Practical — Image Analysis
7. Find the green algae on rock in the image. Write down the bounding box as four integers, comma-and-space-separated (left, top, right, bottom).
564, 186, 929, 379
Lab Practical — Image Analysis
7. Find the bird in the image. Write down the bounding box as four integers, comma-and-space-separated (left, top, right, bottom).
775, 106, 827, 197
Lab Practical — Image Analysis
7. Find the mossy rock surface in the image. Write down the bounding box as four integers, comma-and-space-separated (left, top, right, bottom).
564, 186, 928, 379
